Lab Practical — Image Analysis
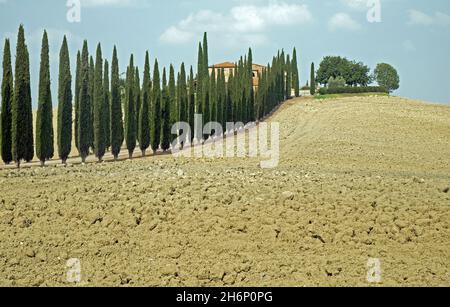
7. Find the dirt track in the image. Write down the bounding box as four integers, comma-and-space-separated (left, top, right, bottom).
0, 96, 449, 286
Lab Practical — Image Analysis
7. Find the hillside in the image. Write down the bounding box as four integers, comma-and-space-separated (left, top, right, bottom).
0, 96, 449, 286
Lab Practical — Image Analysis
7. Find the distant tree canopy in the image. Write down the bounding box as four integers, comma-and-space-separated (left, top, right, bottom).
316, 56, 371, 87
374, 63, 400, 93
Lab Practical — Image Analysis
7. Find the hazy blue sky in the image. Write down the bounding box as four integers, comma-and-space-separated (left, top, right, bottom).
1, 0, 450, 105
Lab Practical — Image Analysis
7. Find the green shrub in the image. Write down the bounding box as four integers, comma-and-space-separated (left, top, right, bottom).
319, 86, 388, 95
328, 76, 346, 89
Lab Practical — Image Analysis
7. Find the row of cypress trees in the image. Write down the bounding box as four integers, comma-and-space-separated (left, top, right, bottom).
0, 26, 299, 167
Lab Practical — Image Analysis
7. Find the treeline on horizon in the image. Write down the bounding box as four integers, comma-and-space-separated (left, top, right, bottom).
0, 25, 300, 167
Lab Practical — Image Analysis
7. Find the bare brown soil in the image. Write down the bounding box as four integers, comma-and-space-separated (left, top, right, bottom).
0, 96, 449, 286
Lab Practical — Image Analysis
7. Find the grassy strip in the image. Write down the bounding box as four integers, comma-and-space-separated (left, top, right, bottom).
314, 92, 389, 100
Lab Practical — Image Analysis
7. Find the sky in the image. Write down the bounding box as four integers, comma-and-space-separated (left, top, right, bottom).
1, 0, 450, 106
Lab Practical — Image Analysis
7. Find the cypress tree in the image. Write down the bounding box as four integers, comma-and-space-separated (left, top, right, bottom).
216, 68, 224, 131
247, 48, 254, 122
179, 63, 189, 122
89, 56, 95, 151
310, 62, 316, 96
196, 42, 203, 119
103, 59, 110, 150
236, 58, 244, 123
78, 41, 91, 163
220, 68, 227, 129
57, 35, 72, 164
125, 55, 136, 159
178, 63, 188, 147
202, 33, 209, 77
74, 50, 81, 151
110, 46, 123, 160
280, 50, 286, 101
255, 71, 263, 120
93, 43, 105, 161
138, 51, 150, 156
226, 70, 234, 124
12, 25, 34, 167
210, 67, 217, 124
134, 67, 141, 138
292, 48, 300, 97
188, 66, 195, 143
134, 67, 140, 143
202, 82, 210, 141
151, 59, 161, 154
168, 64, 176, 139
36, 30, 54, 166
161, 67, 171, 152
286, 54, 291, 99
1, 38, 13, 164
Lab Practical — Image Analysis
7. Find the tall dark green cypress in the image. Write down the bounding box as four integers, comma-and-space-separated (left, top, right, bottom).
196, 42, 203, 118
188, 66, 195, 143
280, 50, 286, 102
210, 67, 217, 123
248, 48, 255, 122
151, 59, 161, 153
161, 67, 171, 152
1, 38, 13, 164
139, 51, 151, 156
125, 55, 136, 158
88, 56, 95, 151
57, 35, 72, 164
217, 68, 226, 129
36, 30, 54, 166
226, 70, 234, 124
202, 82, 210, 141
215, 69, 222, 128
103, 60, 110, 150
134, 67, 141, 138
202, 33, 209, 78
74, 50, 81, 151
110, 46, 123, 160
93, 43, 105, 161
168, 64, 176, 140
78, 41, 91, 163
178, 63, 188, 147
236, 58, 244, 122
285, 54, 292, 99
179, 63, 188, 124
310, 62, 316, 96
292, 48, 300, 97
12, 25, 34, 167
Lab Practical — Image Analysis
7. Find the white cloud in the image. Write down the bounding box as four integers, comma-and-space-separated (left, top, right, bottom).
408, 9, 450, 27
159, 26, 195, 45
328, 13, 361, 31
159, 2, 313, 46
408, 9, 434, 26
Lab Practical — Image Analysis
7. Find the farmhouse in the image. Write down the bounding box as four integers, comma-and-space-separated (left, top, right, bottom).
209, 62, 266, 89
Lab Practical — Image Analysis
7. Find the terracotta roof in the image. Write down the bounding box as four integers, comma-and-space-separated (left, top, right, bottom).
210, 62, 267, 70
209, 62, 236, 69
